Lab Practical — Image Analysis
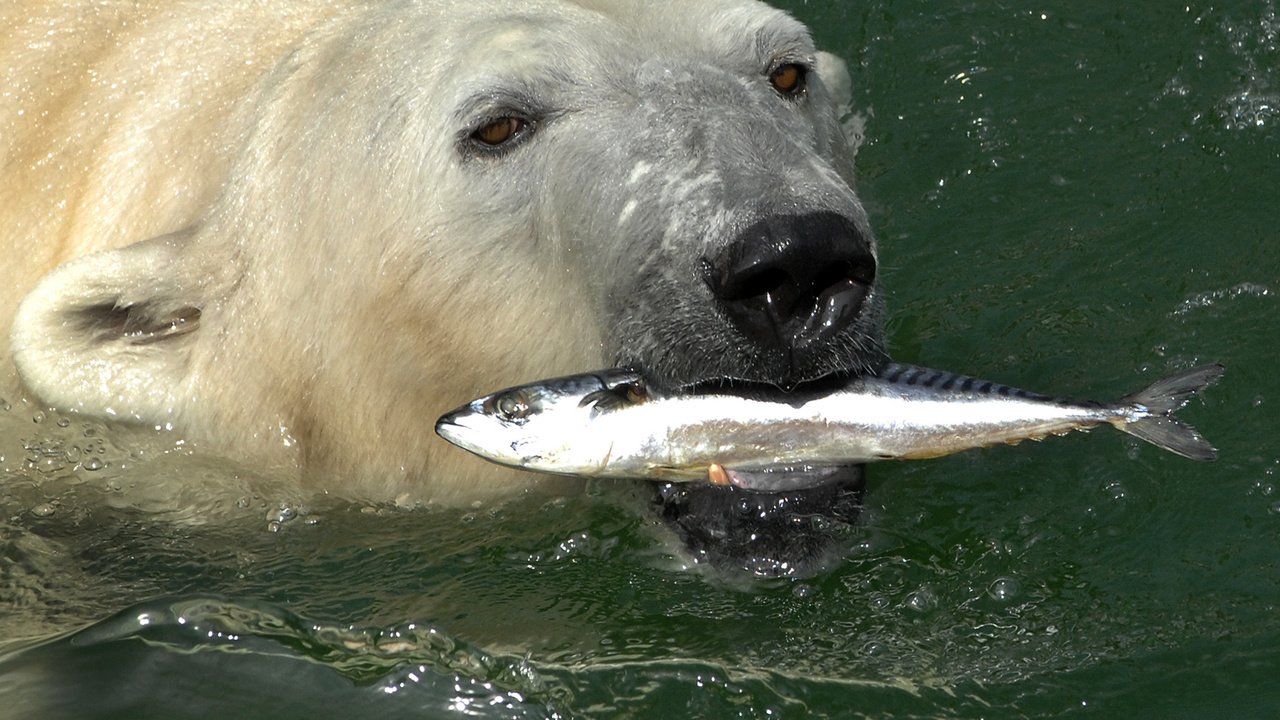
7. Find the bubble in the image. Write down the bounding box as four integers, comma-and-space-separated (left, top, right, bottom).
988, 577, 1021, 601
791, 583, 813, 599
1104, 479, 1128, 501
29, 454, 66, 475
32, 411, 46, 424
905, 586, 938, 612
56, 417, 71, 428
1269, 501, 1280, 516
82, 457, 105, 471
30, 503, 56, 517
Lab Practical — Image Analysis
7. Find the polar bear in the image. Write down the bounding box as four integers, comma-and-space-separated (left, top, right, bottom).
1, 0, 885, 540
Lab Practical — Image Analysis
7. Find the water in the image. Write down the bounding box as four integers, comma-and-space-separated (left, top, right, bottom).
3, 0, 1279, 717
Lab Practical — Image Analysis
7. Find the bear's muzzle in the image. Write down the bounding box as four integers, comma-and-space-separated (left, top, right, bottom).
702, 211, 877, 362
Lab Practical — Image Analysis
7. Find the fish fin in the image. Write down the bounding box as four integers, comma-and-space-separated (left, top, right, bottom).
1120, 416, 1217, 461
1117, 363, 1224, 461
579, 381, 647, 415
1122, 363, 1225, 414
899, 447, 959, 459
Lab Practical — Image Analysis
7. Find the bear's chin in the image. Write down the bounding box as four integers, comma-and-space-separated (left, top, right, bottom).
644, 369, 881, 576
651, 465, 866, 579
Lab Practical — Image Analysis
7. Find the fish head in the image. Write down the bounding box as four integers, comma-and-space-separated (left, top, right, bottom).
435, 370, 644, 475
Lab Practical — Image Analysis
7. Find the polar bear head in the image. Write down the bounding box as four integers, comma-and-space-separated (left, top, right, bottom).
11, 0, 883, 512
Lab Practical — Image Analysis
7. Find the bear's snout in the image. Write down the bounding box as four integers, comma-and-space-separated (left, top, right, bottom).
702, 212, 876, 354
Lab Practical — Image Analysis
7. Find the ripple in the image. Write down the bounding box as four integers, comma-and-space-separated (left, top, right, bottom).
26, 595, 567, 718
1219, 90, 1280, 129
1171, 282, 1272, 317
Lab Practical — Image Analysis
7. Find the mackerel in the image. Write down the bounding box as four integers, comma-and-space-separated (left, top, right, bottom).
435, 362, 1224, 492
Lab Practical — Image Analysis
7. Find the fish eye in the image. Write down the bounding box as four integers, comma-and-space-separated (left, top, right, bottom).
493, 391, 534, 422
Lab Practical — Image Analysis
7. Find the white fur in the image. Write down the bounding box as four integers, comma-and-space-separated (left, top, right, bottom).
1, 0, 863, 504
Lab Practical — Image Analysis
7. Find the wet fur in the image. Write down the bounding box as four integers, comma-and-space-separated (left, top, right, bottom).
1, 0, 884, 508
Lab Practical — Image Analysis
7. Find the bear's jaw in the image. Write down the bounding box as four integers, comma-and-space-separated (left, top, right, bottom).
652, 464, 867, 579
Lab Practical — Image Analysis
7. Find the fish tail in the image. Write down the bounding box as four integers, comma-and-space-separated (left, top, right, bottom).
1114, 363, 1225, 461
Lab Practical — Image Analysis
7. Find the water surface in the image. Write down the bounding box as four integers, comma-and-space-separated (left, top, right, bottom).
3, 1, 1279, 717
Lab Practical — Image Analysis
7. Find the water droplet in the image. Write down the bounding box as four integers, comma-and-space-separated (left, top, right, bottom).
792, 583, 813, 599
82, 457, 104, 471
988, 577, 1021, 601
30, 503, 56, 517
266, 520, 282, 533
27, 453, 66, 474
906, 586, 938, 612
1105, 480, 1128, 501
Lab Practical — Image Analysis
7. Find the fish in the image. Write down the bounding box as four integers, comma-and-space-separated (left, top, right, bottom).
434, 362, 1224, 492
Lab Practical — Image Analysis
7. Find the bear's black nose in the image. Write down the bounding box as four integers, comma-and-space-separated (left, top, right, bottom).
703, 212, 876, 352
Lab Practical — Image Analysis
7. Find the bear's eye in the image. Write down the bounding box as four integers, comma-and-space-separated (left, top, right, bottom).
769, 62, 807, 97
472, 116, 528, 148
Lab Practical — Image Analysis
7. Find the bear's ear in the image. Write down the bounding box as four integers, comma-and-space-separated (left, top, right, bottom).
11, 230, 220, 423
815, 51, 853, 114
814, 51, 864, 160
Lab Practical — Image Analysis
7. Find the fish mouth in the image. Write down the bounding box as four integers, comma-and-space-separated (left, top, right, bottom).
434, 415, 479, 454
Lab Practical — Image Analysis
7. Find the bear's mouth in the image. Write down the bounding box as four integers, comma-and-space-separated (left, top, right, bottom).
674, 371, 875, 493
677, 368, 866, 405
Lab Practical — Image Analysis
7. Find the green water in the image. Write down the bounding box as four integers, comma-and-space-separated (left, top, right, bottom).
2, 1, 1278, 717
